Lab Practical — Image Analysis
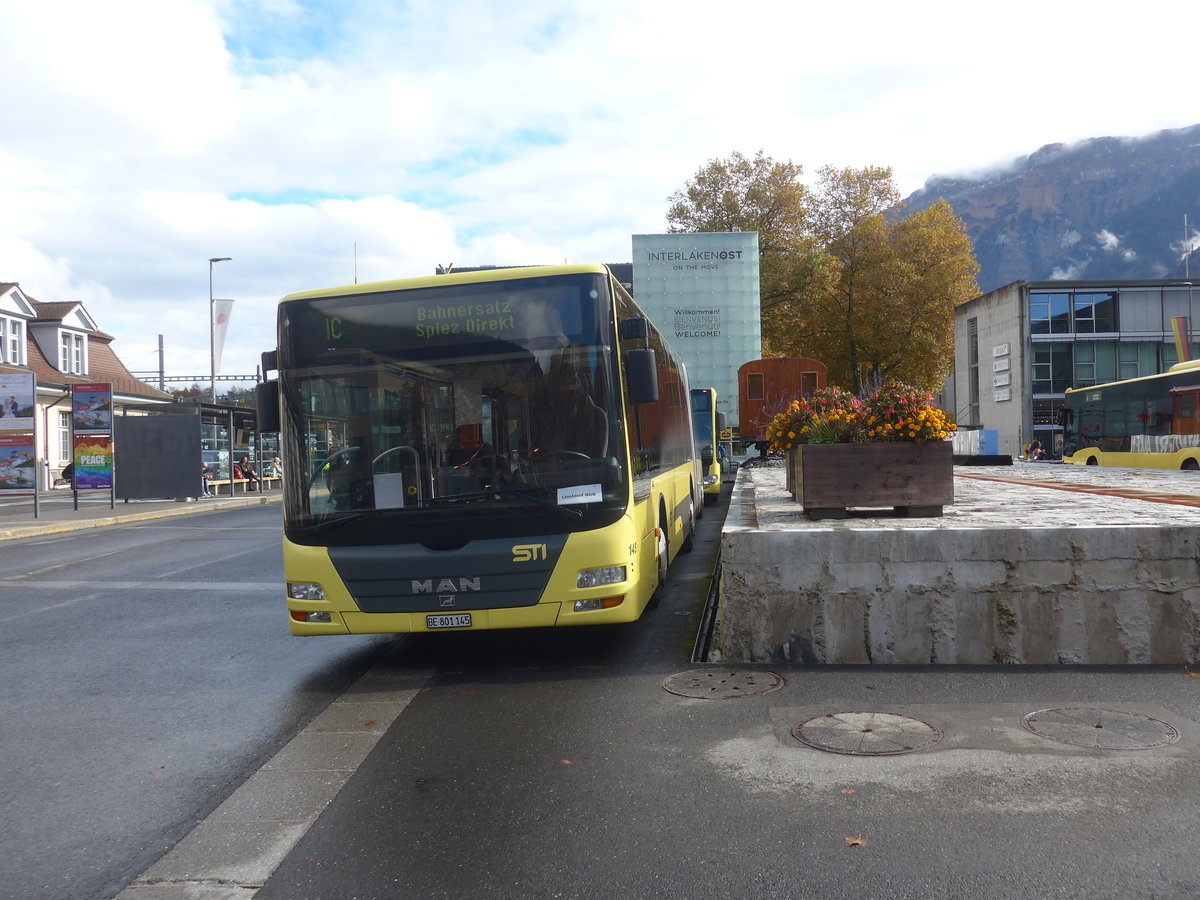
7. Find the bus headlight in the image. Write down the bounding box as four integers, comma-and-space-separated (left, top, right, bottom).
288, 581, 326, 600
291, 610, 333, 623
702, 475, 718, 486
576, 565, 626, 589
574, 596, 625, 612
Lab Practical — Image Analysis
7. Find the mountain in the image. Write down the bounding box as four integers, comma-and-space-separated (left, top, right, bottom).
901, 123, 1200, 293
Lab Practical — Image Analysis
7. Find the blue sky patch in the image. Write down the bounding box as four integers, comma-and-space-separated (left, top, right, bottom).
232, 188, 360, 206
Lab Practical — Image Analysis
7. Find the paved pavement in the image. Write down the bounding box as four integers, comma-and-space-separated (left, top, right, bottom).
0, 486, 281, 541
735, 457, 1200, 531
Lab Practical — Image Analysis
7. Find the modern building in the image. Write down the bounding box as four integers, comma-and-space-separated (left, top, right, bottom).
631, 233, 762, 432
0, 282, 173, 486
951, 279, 1200, 457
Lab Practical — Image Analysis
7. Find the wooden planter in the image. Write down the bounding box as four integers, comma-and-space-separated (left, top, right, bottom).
788, 441, 953, 519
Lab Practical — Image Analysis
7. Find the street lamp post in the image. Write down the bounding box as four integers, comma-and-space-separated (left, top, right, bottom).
209, 257, 232, 402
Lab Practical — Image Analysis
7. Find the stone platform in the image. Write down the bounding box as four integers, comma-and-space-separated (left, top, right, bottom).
714, 460, 1200, 665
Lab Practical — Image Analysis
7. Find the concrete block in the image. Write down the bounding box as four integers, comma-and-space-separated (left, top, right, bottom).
1011, 559, 1075, 589
713, 467, 1200, 665
1016, 591, 1063, 663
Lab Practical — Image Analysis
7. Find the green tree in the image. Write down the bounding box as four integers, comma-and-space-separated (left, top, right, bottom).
667, 157, 979, 394
665, 150, 821, 311
776, 166, 978, 392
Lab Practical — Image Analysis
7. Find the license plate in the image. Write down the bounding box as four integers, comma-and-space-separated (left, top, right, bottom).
426, 613, 472, 629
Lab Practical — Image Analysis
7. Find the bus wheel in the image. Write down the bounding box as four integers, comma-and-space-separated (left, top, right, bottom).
1183, 459, 1199, 470
655, 517, 669, 589
681, 497, 696, 554
1086, 456, 1099, 465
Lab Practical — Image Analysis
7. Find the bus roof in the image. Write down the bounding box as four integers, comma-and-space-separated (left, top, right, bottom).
279, 264, 615, 304
1063, 357, 1200, 396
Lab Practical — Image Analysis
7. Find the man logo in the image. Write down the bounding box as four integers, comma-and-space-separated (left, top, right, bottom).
512, 543, 547, 562
411, 577, 481, 594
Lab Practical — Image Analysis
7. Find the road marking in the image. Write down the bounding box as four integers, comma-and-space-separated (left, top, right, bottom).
118, 661, 435, 898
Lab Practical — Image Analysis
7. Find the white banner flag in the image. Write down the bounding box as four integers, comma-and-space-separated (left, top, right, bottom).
212, 299, 235, 374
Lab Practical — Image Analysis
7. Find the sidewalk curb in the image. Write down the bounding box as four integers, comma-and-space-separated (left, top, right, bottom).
0, 495, 281, 542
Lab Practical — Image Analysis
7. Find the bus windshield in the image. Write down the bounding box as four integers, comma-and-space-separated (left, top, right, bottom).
278, 273, 628, 543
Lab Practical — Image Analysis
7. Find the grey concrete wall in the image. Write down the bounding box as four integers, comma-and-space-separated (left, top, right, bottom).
714, 466, 1200, 665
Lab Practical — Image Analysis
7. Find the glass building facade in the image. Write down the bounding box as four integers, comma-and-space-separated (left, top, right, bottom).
955, 280, 1200, 457
631, 233, 762, 434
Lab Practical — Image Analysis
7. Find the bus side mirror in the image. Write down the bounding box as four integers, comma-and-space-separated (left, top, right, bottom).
1056, 407, 1072, 426
627, 349, 659, 404
256, 380, 280, 433
716, 411, 727, 430
619, 317, 649, 341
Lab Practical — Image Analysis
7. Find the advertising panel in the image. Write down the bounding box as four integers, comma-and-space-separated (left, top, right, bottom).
632, 233, 761, 432
72, 383, 113, 433
0, 434, 37, 495
73, 434, 113, 490
0, 372, 36, 432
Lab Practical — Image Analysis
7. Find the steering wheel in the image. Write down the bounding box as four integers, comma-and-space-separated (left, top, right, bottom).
533, 451, 590, 464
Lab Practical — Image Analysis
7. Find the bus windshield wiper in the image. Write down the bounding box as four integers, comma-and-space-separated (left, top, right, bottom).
303, 511, 377, 533
426, 487, 583, 519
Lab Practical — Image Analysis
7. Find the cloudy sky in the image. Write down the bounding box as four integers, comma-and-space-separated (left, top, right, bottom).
2, 0, 1196, 386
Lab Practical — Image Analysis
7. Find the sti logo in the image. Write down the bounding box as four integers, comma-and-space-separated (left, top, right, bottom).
512, 543, 547, 562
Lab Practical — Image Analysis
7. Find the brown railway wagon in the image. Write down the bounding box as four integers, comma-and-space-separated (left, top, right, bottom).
737, 357, 828, 445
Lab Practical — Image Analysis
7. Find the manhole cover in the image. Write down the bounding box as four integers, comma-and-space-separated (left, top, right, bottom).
661, 669, 784, 699
1021, 707, 1181, 750
792, 712, 943, 756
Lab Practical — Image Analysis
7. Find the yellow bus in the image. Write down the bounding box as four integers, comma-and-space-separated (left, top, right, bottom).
257, 265, 700, 635
1059, 358, 1200, 469
690, 387, 722, 501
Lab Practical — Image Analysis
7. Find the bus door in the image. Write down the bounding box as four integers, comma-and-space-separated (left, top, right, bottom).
370, 366, 454, 508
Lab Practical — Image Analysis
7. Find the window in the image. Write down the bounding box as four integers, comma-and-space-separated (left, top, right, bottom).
59, 332, 86, 375
1074, 342, 1095, 386
746, 373, 764, 400
1118, 342, 1160, 380
1030, 293, 1071, 334
967, 317, 980, 426
0, 317, 24, 365
1073, 293, 1117, 333
1033, 343, 1073, 394
59, 411, 71, 462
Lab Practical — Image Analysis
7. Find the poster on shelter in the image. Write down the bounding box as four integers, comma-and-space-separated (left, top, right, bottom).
0, 434, 37, 495
73, 434, 113, 490
0, 372, 35, 432
72, 383, 112, 433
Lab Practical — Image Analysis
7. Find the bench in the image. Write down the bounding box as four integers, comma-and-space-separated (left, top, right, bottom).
208, 475, 282, 496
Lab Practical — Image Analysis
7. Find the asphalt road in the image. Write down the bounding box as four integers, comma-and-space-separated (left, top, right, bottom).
0, 506, 391, 899
9, 483, 1200, 899
251, 486, 1200, 900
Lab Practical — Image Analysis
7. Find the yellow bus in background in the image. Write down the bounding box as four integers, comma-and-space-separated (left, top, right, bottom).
258, 265, 699, 635
1060, 359, 1200, 469
691, 387, 722, 501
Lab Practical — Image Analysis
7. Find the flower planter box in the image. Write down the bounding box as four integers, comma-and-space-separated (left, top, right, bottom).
788, 441, 953, 519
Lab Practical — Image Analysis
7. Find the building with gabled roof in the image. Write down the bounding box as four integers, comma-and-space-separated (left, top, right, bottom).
0, 282, 171, 486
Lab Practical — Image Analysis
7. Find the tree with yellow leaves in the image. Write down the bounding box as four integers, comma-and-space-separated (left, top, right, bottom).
666, 156, 979, 395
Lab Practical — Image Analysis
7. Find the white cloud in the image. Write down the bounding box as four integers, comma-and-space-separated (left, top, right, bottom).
1050, 263, 1088, 281
2, 0, 1199, 380
1096, 229, 1121, 251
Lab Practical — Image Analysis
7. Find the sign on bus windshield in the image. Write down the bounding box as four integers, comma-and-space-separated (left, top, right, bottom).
284, 276, 597, 366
